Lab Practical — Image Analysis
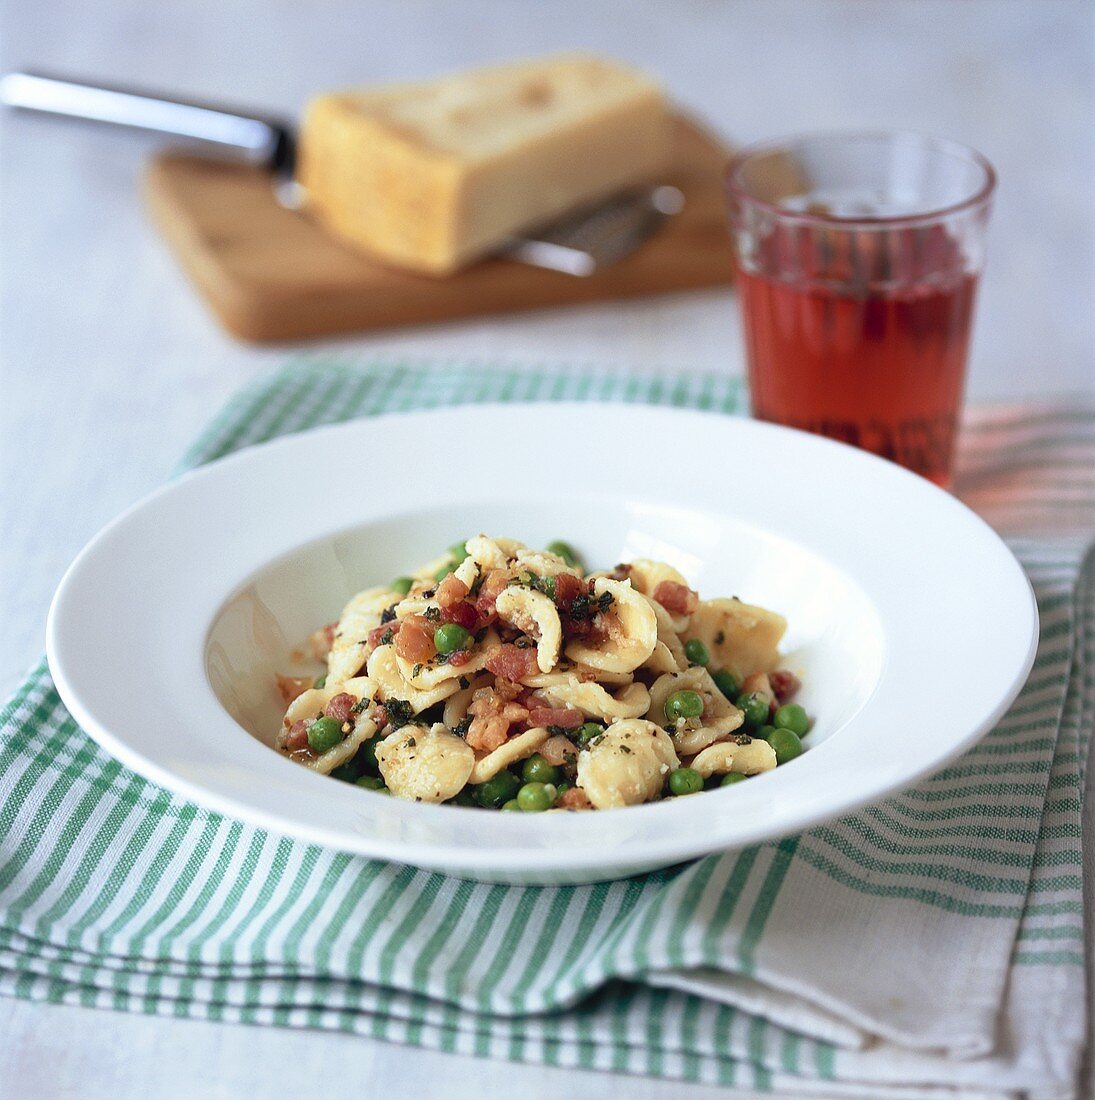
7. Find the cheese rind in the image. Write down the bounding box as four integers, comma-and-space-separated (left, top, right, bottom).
298, 54, 672, 275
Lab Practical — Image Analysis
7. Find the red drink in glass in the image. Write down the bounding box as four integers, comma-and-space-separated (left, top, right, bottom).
727, 133, 995, 487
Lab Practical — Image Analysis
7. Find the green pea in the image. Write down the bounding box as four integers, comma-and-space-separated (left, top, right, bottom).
575, 722, 604, 749
664, 689, 704, 721
313, 673, 327, 690
683, 638, 710, 667
434, 622, 471, 654
546, 540, 581, 568
307, 716, 344, 754
501, 799, 522, 811
449, 540, 470, 563
756, 724, 777, 741
475, 771, 521, 809
522, 753, 559, 785
434, 565, 453, 582
391, 576, 414, 596
329, 759, 362, 783
668, 767, 703, 796
720, 772, 748, 786
355, 775, 386, 791
774, 703, 809, 737
359, 735, 381, 775
737, 691, 770, 728
448, 787, 478, 807
517, 781, 556, 812
765, 726, 804, 765
712, 669, 739, 700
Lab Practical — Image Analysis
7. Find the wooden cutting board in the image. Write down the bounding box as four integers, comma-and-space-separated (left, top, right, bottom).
143, 114, 736, 343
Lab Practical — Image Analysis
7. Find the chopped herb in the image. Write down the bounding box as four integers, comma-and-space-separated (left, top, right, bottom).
569, 590, 614, 622
474, 628, 487, 643
404, 736, 417, 748
379, 628, 394, 646
714, 630, 725, 646
452, 716, 472, 738
546, 725, 570, 737
458, 676, 470, 689
734, 733, 753, 745
380, 606, 397, 624
350, 698, 368, 716
424, 606, 441, 622
620, 744, 633, 754
385, 698, 414, 729
514, 637, 534, 649
412, 663, 423, 678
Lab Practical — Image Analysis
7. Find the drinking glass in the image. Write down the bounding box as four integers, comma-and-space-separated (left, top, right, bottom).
726, 132, 996, 486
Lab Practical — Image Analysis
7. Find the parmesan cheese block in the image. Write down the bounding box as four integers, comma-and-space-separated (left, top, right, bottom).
297, 53, 672, 275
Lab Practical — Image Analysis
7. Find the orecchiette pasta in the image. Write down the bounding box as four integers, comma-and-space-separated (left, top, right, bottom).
646, 667, 744, 756
564, 578, 658, 674
685, 598, 787, 681
375, 723, 475, 802
576, 720, 679, 809
273, 535, 810, 811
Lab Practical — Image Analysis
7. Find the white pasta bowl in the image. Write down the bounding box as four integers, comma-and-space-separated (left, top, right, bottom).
46, 403, 1037, 884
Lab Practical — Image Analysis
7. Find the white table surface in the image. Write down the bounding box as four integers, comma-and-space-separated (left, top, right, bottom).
1, 1, 1092, 1096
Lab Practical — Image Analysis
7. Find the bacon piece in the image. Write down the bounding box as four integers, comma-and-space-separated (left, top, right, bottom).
539, 735, 579, 771
769, 670, 801, 703
484, 643, 540, 682
652, 581, 699, 616
309, 622, 337, 660
466, 686, 530, 752
442, 601, 478, 630
436, 574, 470, 610
285, 719, 311, 752
447, 649, 472, 668
394, 614, 436, 663
527, 706, 583, 730
474, 569, 511, 625
275, 674, 312, 706
557, 787, 594, 811
324, 692, 356, 724
368, 622, 394, 649
552, 572, 585, 610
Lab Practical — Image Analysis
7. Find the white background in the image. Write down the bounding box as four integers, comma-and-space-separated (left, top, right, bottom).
1, 1, 1092, 1097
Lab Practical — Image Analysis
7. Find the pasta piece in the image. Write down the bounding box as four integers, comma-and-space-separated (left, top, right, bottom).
647, 667, 744, 756
576, 719, 679, 809
327, 586, 394, 683
528, 672, 650, 722
623, 560, 693, 630
442, 672, 492, 728
280, 675, 376, 732
685, 598, 787, 681
564, 578, 658, 674
375, 722, 475, 802
366, 645, 460, 712
512, 548, 582, 579
494, 586, 562, 673
466, 534, 524, 572
690, 738, 777, 778
468, 726, 550, 784
640, 593, 688, 675
396, 628, 500, 689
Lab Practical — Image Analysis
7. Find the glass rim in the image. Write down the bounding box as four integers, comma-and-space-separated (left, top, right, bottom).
725, 130, 997, 229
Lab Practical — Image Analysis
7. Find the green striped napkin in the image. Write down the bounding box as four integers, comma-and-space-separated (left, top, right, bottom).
2, 360, 1091, 1099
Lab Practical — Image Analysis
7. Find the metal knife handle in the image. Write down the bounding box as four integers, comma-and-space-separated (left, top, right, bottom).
0, 71, 295, 171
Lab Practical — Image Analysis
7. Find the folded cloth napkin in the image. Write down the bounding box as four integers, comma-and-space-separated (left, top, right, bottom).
1, 360, 1091, 1099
